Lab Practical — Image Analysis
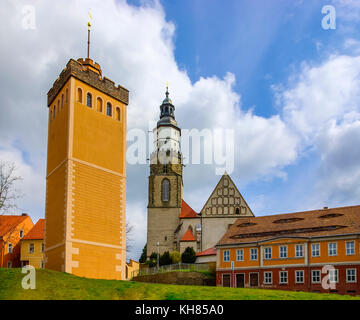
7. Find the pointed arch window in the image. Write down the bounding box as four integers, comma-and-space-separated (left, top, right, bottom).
162, 178, 170, 202
87, 93, 92, 107
106, 102, 112, 117
77, 88, 83, 103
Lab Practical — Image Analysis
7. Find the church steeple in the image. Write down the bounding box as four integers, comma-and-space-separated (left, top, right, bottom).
160, 85, 175, 120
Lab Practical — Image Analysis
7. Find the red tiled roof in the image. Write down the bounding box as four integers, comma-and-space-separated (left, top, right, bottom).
196, 247, 216, 257
180, 228, 196, 242
0, 215, 29, 237
218, 205, 360, 246
23, 219, 45, 240
179, 200, 198, 218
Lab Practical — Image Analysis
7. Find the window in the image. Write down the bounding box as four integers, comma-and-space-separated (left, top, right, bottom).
279, 271, 288, 284
346, 269, 356, 283
264, 272, 272, 284
19, 230, 24, 238
106, 102, 112, 116
61, 94, 64, 108
223, 250, 230, 262
163, 164, 167, 174
264, 247, 272, 260
86, 93, 92, 107
7, 261, 12, 268
77, 88, 83, 103
162, 179, 170, 202
8, 244, 13, 254
41, 261, 44, 269
116, 107, 121, 121
312, 243, 320, 257
41, 243, 45, 253
236, 249, 243, 261
29, 243, 34, 253
279, 246, 287, 258
328, 242, 337, 256
312, 270, 321, 283
250, 248, 258, 260
235, 208, 240, 215
295, 270, 304, 283
329, 269, 338, 283
295, 245, 304, 257
196, 223, 201, 231
97, 97, 103, 112
346, 241, 355, 256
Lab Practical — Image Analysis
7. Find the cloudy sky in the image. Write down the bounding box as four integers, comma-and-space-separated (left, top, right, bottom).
1, 0, 360, 261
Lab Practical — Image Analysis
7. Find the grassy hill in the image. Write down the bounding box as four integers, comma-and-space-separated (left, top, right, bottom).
0, 268, 359, 300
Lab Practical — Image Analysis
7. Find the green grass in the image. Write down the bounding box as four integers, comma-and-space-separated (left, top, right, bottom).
0, 268, 359, 300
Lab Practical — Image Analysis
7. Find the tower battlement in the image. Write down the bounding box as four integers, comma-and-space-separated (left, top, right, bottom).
47, 58, 129, 107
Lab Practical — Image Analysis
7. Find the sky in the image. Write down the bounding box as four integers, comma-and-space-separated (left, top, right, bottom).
1, 0, 360, 261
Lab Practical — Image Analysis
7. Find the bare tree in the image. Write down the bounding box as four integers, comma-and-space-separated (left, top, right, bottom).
0, 161, 23, 267
0, 161, 23, 214
126, 221, 134, 253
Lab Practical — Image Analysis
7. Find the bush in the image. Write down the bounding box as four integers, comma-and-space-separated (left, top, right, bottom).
170, 251, 181, 264
139, 244, 147, 263
146, 252, 159, 268
159, 251, 172, 266
181, 247, 196, 263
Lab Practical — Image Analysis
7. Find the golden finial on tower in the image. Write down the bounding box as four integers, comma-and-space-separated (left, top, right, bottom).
87, 9, 92, 59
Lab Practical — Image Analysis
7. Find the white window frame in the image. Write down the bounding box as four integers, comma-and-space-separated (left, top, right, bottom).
279, 245, 287, 258
264, 247, 272, 260
8, 243, 13, 254
250, 248, 258, 261
328, 242, 337, 256
41, 243, 45, 253
329, 269, 339, 283
346, 241, 355, 256
223, 250, 230, 262
312, 270, 321, 284
264, 272, 272, 284
279, 271, 288, 284
311, 243, 320, 257
295, 244, 304, 258
295, 270, 305, 284
236, 249, 244, 261
29, 243, 34, 254
346, 268, 356, 283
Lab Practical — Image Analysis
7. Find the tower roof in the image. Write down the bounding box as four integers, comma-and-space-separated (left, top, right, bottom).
157, 85, 179, 129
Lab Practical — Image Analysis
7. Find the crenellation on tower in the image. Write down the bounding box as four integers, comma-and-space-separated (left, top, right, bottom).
47, 58, 129, 107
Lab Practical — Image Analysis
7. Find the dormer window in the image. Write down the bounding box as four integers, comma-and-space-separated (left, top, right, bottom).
20, 230, 24, 238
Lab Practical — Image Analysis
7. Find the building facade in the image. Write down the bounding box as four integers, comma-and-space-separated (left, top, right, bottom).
216, 205, 360, 295
20, 219, 45, 269
147, 89, 254, 258
0, 214, 34, 268
45, 58, 129, 280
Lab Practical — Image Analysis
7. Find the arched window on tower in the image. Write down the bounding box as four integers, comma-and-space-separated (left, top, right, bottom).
162, 179, 170, 202
97, 97, 103, 112
87, 93, 92, 107
77, 88, 83, 103
106, 102, 112, 117
116, 107, 121, 121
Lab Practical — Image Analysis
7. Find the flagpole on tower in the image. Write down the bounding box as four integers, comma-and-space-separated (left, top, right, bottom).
87, 9, 92, 59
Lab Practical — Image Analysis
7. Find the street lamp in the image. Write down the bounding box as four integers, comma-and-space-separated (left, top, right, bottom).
156, 242, 160, 270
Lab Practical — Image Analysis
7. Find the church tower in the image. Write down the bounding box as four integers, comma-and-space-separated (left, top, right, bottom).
147, 86, 183, 258
44, 57, 129, 279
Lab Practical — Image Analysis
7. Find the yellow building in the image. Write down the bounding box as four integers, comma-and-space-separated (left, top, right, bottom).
20, 219, 45, 269
45, 58, 129, 280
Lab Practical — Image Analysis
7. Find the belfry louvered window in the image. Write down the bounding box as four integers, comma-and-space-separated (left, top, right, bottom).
162, 179, 170, 202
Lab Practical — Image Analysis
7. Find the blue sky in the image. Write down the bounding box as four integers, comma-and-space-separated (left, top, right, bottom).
1, 0, 360, 261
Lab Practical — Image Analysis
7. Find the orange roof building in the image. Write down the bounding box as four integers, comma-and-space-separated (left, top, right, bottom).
179, 200, 198, 219
21, 219, 45, 269
180, 228, 196, 242
0, 214, 34, 268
